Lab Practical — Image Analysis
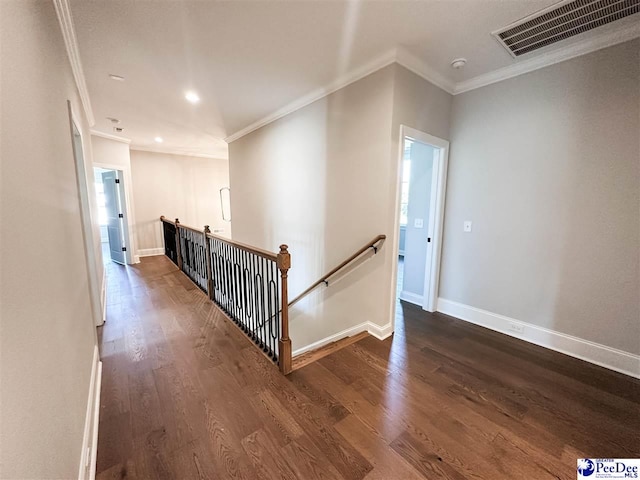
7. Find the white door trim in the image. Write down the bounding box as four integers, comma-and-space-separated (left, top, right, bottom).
390, 126, 450, 329
68, 102, 103, 327
94, 162, 138, 264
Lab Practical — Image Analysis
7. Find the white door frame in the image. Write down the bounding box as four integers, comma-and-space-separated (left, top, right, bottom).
390, 125, 450, 325
94, 162, 137, 264
67, 101, 103, 327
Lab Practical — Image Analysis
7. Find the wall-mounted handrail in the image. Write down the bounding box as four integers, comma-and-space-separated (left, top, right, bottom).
288, 234, 386, 308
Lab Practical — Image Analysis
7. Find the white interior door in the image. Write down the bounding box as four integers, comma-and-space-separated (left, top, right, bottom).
102, 170, 126, 264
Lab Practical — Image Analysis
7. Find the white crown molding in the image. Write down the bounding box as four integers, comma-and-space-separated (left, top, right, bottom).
455, 21, 640, 94
129, 145, 225, 160
90, 130, 131, 144
225, 23, 639, 143
53, 0, 95, 126
225, 49, 398, 143
395, 47, 455, 94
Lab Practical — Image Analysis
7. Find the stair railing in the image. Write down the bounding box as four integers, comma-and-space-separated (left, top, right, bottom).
160, 216, 292, 374
160, 216, 385, 374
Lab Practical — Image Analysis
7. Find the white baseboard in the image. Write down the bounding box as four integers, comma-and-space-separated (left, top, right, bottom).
137, 248, 164, 258
293, 322, 369, 356
399, 291, 423, 306
79, 346, 102, 480
292, 321, 393, 356
437, 298, 640, 379
367, 321, 393, 341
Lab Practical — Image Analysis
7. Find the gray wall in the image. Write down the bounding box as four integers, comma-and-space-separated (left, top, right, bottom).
402, 142, 435, 299
0, 1, 98, 478
229, 66, 397, 349
441, 40, 640, 355
130, 149, 230, 251
229, 63, 453, 350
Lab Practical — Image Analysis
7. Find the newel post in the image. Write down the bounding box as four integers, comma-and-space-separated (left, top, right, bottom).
175, 218, 183, 270
204, 225, 213, 299
277, 244, 292, 375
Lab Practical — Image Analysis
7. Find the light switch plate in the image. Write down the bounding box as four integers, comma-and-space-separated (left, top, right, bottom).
414, 218, 424, 228
463, 221, 472, 232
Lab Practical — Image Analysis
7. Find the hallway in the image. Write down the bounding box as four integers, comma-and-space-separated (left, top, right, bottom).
97, 255, 640, 480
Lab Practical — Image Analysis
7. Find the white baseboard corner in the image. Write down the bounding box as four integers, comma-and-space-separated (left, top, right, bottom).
367, 321, 393, 341
292, 322, 369, 356
292, 320, 394, 356
79, 346, 102, 480
137, 248, 164, 258
437, 298, 640, 379
399, 291, 424, 307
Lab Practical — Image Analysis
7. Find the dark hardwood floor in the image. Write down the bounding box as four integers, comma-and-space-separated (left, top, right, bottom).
96, 255, 640, 480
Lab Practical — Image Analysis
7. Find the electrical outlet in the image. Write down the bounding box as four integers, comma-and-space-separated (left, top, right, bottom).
508, 322, 525, 334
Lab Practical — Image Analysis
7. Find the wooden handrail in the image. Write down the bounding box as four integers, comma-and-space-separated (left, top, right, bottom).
160, 216, 278, 261
288, 234, 386, 308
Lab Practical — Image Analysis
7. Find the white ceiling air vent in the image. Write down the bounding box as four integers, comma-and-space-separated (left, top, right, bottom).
493, 0, 640, 57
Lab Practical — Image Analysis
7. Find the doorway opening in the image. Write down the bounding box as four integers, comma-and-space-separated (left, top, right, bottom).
94, 167, 128, 265
392, 126, 449, 323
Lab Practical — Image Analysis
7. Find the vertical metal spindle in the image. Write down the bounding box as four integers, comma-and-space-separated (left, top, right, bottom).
204, 226, 213, 298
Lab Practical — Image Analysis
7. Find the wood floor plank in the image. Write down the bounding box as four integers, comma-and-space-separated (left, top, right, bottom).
96, 255, 640, 480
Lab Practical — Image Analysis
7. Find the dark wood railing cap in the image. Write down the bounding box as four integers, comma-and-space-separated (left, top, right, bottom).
162, 215, 278, 260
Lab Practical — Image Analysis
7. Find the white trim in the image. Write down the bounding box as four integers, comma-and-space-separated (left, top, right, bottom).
94, 163, 138, 265
437, 298, 640, 379
389, 126, 449, 328
225, 49, 397, 143
367, 322, 393, 341
89, 362, 102, 480
130, 146, 225, 160
78, 346, 102, 480
68, 104, 103, 329
138, 247, 165, 257
455, 22, 640, 94
53, 0, 95, 126
90, 130, 131, 145
99, 268, 106, 326
399, 291, 424, 306
225, 28, 638, 144
395, 47, 455, 94
292, 321, 393, 356
293, 322, 369, 357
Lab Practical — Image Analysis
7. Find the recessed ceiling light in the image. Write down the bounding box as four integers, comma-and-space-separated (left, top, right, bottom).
154, 136, 163, 143
108, 74, 125, 81
185, 91, 200, 104
451, 58, 467, 69
106, 117, 120, 124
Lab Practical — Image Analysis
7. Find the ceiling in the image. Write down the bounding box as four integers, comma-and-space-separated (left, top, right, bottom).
69, 0, 639, 158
